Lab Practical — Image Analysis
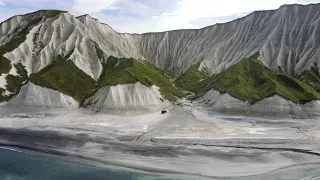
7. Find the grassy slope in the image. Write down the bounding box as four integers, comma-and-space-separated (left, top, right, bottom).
6, 63, 28, 95
174, 63, 210, 92
95, 44, 105, 62
194, 58, 320, 104
0, 36, 26, 76
297, 67, 320, 92
100, 56, 185, 101
0, 57, 11, 76
29, 59, 96, 103
0, 88, 6, 102
27, 45, 183, 103
101, 58, 138, 86
29, 54, 184, 105
0, 62, 28, 101
0, 35, 28, 101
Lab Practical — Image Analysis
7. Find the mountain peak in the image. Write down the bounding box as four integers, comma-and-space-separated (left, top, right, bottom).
76, 14, 96, 20
76, 14, 114, 30
29, 9, 68, 18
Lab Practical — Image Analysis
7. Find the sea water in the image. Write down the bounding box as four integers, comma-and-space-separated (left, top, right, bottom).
1, 147, 320, 180
0, 148, 186, 180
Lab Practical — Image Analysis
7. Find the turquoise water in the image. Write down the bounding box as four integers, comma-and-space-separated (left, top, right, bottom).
0, 148, 188, 180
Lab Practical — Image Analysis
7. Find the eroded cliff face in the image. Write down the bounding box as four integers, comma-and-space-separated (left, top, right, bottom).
2, 4, 320, 78
139, 4, 320, 75
84, 82, 170, 112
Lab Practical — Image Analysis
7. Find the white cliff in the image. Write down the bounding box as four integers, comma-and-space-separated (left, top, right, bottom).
8, 82, 78, 108
85, 82, 170, 112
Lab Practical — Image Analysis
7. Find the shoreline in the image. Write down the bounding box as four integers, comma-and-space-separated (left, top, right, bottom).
2, 145, 320, 180
0, 144, 210, 180
0, 105, 320, 178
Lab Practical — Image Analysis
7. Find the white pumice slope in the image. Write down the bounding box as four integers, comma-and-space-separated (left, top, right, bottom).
3, 12, 104, 80
76, 15, 143, 59
196, 89, 320, 118
85, 82, 170, 112
7, 82, 78, 108
1, 12, 143, 80
139, 4, 320, 75
2, 4, 320, 77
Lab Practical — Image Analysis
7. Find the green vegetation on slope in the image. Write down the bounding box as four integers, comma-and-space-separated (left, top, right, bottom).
297, 64, 320, 92
0, 36, 26, 76
28, 53, 184, 104
0, 30, 28, 76
194, 58, 320, 104
0, 57, 11, 76
29, 57, 96, 103
0, 36, 26, 55
174, 63, 210, 92
101, 58, 138, 86
5, 63, 28, 95
41, 10, 66, 17
100, 56, 185, 101
0, 62, 28, 102
95, 44, 105, 62
0, 33, 28, 101
0, 88, 6, 102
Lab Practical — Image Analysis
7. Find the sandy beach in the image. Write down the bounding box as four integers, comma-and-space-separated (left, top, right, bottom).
0, 103, 320, 178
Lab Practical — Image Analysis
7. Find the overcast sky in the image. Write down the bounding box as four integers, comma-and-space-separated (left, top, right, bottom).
0, 0, 319, 33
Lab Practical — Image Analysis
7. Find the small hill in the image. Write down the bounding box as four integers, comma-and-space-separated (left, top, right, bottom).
193, 58, 320, 104
174, 63, 210, 92
100, 56, 185, 101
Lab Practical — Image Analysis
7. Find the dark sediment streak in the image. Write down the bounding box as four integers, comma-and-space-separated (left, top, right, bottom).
192, 143, 320, 157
